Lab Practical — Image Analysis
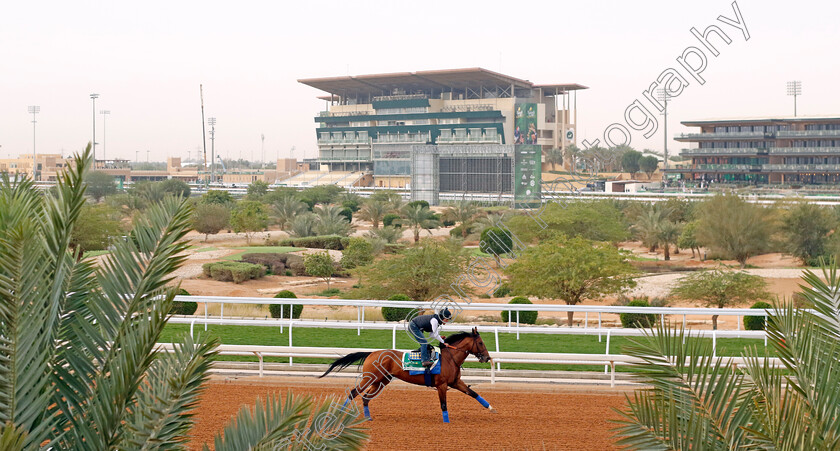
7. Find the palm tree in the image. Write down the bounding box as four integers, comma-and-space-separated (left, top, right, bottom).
272, 194, 307, 230
357, 200, 389, 229
632, 204, 673, 253
442, 200, 479, 238
657, 220, 682, 261
472, 211, 512, 238
398, 204, 440, 243
564, 144, 582, 173
546, 147, 564, 171
614, 265, 840, 450
366, 225, 402, 244
314, 204, 353, 236
289, 212, 318, 237
0, 147, 367, 450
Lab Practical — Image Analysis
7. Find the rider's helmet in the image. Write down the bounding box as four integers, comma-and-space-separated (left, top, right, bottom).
439, 308, 453, 322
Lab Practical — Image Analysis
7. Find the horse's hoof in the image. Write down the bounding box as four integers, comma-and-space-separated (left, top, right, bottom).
365, 417, 373, 422
489, 406, 498, 413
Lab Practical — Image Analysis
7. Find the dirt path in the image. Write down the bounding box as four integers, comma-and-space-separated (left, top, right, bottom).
189, 376, 629, 450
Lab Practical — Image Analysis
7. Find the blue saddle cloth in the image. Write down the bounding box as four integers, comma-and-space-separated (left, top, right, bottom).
408, 359, 441, 375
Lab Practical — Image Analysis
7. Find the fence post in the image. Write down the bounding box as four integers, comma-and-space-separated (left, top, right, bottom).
190, 319, 195, 338
256, 352, 264, 377
221, 303, 224, 321
494, 327, 501, 372
712, 330, 717, 358
392, 325, 397, 349
289, 321, 294, 366
516, 310, 520, 340
610, 361, 615, 388
585, 312, 588, 329
357, 307, 361, 336
204, 302, 208, 331
598, 313, 602, 342
605, 330, 612, 374
280, 304, 284, 334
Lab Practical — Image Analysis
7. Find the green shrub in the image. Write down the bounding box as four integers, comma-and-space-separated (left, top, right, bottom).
241, 253, 287, 274
383, 213, 401, 228
407, 200, 430, 210
339, 207, 353, 223
170, 288, 198, 315
442, 219, 456, 227
493, 284, 512, 298
480, 226, 513, 257
500, 297, 537, 324
278, 235, 349, 250
285, 270, 293, 276
383, 243, 406, 254
381, 294, 417, 322
620, 298, 658, 328
744, 301, 772, 330
201, 261, 265, 284
269, 290, 302, 319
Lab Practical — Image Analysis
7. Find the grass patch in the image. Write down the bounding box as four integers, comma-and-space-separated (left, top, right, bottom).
222, 246, 303, 261
160, 324, 776, 372
315, 288, 342, 297
82, 250, 110, 259
191, 246, 219, 253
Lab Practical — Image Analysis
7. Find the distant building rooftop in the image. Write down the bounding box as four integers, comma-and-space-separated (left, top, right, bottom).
682, 115, 840, 126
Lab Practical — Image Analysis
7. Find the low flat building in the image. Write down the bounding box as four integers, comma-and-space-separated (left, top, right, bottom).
670, 116, 840, 185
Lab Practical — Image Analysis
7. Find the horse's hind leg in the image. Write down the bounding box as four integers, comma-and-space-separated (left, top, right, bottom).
451, 379, 496, 413
361, 377, 391, 421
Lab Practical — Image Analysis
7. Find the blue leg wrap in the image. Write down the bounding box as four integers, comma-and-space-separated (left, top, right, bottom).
476, 395, 490, 408
342, 398, 351, 408
442, 411, 450, 423
363, 406, 371, 419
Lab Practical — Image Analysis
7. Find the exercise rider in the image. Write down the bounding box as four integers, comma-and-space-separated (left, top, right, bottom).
408, 308, 453, 367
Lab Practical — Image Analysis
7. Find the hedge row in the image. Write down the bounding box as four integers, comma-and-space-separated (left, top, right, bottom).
269, 290, 303, 319
381, 294, 418, 322
241, 253, 305, 275
202, 261, 265, 284
501, 297, 537, 324
278, 235, 349, 250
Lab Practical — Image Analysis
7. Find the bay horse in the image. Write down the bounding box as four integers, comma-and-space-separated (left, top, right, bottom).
319, 327, 495, 423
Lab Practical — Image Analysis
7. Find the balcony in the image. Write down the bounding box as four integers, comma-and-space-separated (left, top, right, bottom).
692, 164, 762, 171
767, 147, 840, 155
764, 164, 840, 172
777, 130, 840, 138
675, 131, 770, 141
374, 132, 431, 144
680, 148, 763, 156
318, 131, 371, 146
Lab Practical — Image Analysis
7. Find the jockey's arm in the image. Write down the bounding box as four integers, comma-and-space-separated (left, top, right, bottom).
429, 317, 451, 347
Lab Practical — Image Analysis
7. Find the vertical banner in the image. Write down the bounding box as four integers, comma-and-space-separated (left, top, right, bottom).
514, 144, 541, 207
514, 103, 538, 145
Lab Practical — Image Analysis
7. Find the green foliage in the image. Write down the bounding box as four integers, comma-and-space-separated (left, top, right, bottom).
619, 298, 657, 328
613, 265, 840, 451
744, 301, 772, 330
501, 297, 537, 324
230, 200, 269, 244
638, 155, 659, 179
399, 204, 440, 243
407, 200, 429, 210
201, 189, 234, 205
366, 226, 402, 244
240, 253, 289, 274
202, 261, 266, 283
382, 213, 401, 228
192, 202, 230, 241
678, 220, 701, 257
298, 185, 344, 208
510, 201, 629, 244
670, 267, 769, 329
304, 251, 335, 289
358, 200, 390, 229
338, 193, 362, 212
246, 180, 269, 200
380, 294, 417, 322
313, 205, 353, 237
361, 240, 468, 301
621, 149, 642, 176
160, 178, 191, 198
270, 194, 308, 230
442, 200, 479, 238
70, 203, 123, 255
171, 288, 198, 315
493, 284, 512, 298
278, 235, 349, 250
339, 206, 353, 223
341, 237, 374, 269
269, 291, 302, 319
696, 194, 777, 268
782, 202, 834, 265
85, 170, 118, 202
506, 235, 636, 326
287, 212, 318, 237
480, 226, 513, 259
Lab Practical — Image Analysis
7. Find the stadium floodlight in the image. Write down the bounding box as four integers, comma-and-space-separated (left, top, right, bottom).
28, 106, 40, 180
90, 93, 99, 163
786, 81, 802, 117
100, 110, 110, 161
208, 117, 217, 183
656, 89, 674, 171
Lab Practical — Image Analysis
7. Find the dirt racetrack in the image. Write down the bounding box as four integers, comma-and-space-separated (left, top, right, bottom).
189, 376, 629, 450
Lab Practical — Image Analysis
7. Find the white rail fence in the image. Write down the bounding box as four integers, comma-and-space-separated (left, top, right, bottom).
167, 296, 784, 384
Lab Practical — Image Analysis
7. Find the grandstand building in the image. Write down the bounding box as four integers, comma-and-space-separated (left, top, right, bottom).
298, 68, 586, 202
671, 116, 840, 185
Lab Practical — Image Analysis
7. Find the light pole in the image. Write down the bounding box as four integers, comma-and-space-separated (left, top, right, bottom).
657, 88, 674, 171
90, 94, 99, 164
28, 106, 39, 180
208, 117, 216, 183
786, 81, 802, 117
136, 150, 139, 163
100, 110, 110, 162
261, 133, 265, 167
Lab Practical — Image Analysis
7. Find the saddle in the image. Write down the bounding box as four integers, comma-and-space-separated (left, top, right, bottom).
406, 346, 439, 362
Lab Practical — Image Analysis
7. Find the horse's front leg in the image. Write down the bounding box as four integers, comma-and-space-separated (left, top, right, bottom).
452, 379, 496, 413
436, 384, 450, 423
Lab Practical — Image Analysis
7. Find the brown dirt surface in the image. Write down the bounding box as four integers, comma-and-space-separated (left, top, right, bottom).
189, 377, 629, 450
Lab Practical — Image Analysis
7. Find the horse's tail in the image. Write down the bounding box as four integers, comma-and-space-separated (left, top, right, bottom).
319, 351, 373, 378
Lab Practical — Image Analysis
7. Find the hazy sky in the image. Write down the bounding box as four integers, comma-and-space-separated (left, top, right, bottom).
2, 0, 838, 163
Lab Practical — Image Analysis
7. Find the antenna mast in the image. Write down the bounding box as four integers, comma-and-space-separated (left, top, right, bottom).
200, 85, 208, 188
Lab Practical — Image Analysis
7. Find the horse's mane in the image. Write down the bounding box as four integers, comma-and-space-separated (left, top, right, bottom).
444, 332, 473, 345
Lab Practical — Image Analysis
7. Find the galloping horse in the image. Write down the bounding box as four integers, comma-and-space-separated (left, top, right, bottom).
319, 327, 495, 423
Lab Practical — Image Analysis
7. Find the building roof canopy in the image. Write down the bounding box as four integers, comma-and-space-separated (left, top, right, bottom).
299, 68, 587, 98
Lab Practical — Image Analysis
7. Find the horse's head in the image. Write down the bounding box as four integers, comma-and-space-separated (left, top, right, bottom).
468, 327, 492, 363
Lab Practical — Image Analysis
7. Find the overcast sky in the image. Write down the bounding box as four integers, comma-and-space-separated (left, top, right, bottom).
2, 0, 838, 163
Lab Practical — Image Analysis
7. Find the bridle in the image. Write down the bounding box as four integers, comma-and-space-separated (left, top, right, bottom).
445, 337, 491, 362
